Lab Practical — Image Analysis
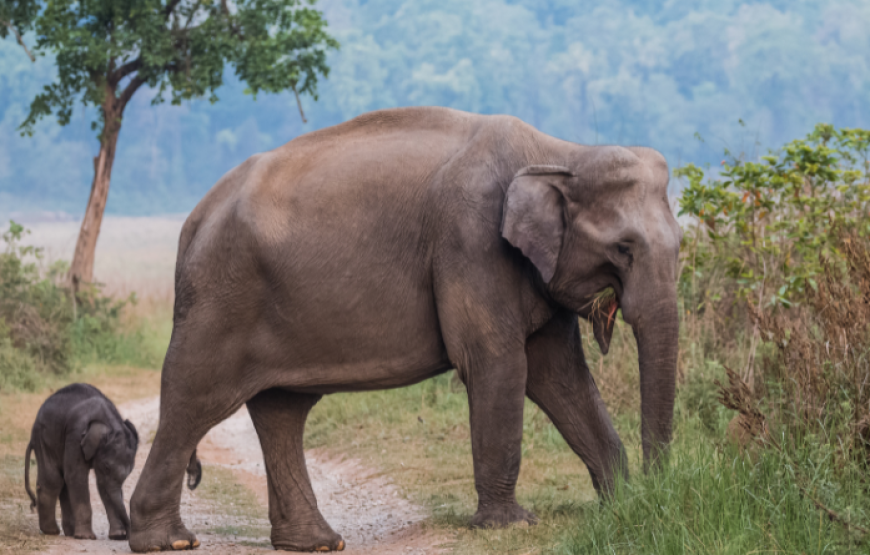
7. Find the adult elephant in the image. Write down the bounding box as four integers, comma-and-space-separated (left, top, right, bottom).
129, 107, 681, 552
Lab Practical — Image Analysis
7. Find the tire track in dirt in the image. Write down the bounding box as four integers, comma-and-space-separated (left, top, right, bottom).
39, 396, 450, 554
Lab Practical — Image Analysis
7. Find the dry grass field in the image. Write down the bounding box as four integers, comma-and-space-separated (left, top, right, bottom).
18, 214, 186, 300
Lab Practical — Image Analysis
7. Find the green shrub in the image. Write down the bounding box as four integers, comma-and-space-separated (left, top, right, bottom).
675, 124, 870, 470
677, 124, 870, 306
0, 221, 156, 391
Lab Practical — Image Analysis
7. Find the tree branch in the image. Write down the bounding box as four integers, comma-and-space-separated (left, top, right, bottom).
183, 0, 203, 30
164, 0, 183, 18
292, 84, 307, 124
117, 76, 146, 111
1, 19, 35, 62
110, 57, 142, 86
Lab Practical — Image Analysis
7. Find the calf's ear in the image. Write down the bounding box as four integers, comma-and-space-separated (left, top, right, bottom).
501, 165, 573, 284
124, 419, 139, 450
81, 422, 109, 462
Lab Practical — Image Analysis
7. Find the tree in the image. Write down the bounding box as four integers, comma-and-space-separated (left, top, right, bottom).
8, 0, 338, 289
0, 0, 37, 61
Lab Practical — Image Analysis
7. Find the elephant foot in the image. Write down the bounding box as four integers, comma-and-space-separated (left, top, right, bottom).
39, 522, 60, 536
272, 523, 345, 552
73, 528, 97, 540
129, 523, 200, 552
470, 504, 538, 529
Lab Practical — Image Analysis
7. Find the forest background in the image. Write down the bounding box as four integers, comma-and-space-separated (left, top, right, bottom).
2, 0, 870, 217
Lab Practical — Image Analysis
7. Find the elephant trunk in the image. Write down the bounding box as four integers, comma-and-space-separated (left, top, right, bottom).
632, 291, 679, 471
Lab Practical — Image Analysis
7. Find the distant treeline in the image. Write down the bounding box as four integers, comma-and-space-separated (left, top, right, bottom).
1, 0, 868, 215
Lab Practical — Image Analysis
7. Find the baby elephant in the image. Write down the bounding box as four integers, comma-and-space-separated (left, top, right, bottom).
24, 383, 138, 540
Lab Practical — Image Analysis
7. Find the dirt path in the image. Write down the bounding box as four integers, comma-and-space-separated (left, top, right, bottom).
40, 396, 449, 554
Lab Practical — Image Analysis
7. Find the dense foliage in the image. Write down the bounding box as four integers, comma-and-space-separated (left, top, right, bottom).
678, 124, 870, 305
676, 125, 870, 485
2, 0, 869, 215
11, 0, 337, 135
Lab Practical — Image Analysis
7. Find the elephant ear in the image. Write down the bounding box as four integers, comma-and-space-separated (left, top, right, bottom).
81, 421, 109, 462
124, 419, 139, 452
501, 165, 574, 283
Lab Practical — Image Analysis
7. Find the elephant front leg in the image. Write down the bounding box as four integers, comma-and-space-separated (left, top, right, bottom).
464, 352, 535, 528
525, 311, 627, 495
97, 478, 130, 540
247, 388, 345, 552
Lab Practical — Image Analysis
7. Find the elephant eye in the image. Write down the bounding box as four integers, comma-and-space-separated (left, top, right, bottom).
617, 244, 631, 255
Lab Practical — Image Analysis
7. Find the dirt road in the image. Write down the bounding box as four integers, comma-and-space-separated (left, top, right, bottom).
39, 396, 449, 554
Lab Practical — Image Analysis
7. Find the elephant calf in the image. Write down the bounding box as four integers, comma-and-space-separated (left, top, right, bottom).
24, 383, 139, 540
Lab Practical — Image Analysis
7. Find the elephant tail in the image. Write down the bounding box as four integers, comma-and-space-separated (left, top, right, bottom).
24, 442, 36, 512
186, 447, 202, 490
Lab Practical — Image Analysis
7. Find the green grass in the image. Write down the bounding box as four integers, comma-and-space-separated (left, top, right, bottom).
307, 373, 608, 527
563, 430, 870, 554
69, 301, 172, 370
306, 372, 870, 554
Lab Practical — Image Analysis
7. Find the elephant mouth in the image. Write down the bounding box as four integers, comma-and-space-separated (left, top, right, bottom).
584, 285, 620, 323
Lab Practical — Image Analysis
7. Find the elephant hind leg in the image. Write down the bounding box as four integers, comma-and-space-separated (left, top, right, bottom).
247, 388, 345, 552
35, 460, 62, 536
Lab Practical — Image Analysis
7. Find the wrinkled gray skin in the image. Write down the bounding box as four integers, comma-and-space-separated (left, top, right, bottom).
129, 107, 681, 552
24, 383, 138, 540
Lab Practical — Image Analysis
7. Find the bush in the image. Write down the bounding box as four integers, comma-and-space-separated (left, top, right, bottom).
675, 124, 870, 470
0, 221, 151, 391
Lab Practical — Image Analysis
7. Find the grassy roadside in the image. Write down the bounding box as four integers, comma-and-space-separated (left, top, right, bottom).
305, 320, 870, 555
308, 382, 870, 555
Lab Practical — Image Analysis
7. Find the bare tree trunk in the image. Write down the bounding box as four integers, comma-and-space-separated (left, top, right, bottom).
69, 97, 122, 290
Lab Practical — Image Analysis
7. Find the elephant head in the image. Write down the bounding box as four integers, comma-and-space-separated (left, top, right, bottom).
502, 145, 681, 468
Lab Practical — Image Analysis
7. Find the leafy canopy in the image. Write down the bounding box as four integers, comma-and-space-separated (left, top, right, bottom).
676, 124, 870, 306
16, 0, 338, 134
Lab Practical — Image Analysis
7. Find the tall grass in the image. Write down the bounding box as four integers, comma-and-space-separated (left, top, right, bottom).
563, 431, 869, 554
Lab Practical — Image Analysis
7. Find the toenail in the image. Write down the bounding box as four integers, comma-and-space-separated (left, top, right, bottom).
171, 539, 191, 550
315, 547, 330, 552
337, 540, 345, 551
192, 539, 200, 548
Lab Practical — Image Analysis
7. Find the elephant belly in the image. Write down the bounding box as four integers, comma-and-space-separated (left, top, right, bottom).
252, 294, 453, 393
239, 249, 454, 393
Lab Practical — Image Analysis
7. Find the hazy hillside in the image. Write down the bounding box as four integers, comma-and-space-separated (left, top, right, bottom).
1, 0, 869, 216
